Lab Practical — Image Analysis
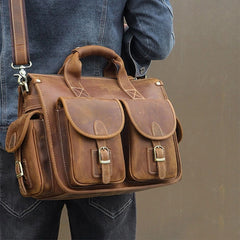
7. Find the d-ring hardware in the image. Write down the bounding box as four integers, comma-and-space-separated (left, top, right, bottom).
15, 161, 24, 178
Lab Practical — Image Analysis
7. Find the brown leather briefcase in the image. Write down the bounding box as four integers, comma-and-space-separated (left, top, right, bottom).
5, 0, 182, 200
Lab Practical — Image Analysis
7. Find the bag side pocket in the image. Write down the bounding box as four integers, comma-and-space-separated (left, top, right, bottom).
5, 111, 53, 197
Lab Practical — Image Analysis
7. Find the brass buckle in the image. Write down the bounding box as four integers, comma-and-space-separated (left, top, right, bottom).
98, 147, 111, 164
153, 145, 165, 162
15, 161, 24, 178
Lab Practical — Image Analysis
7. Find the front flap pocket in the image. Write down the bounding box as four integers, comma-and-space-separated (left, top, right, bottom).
121, 99, 180, 182
56, 97, 126, 186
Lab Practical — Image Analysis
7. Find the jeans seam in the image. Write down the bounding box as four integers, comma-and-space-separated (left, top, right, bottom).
89, 198, 133, 219
0, 199, 43, 218
161, 0, 174, 17
134, 7, 151, 60
98, 0, 108, 44
94, 0, 108, 76
0, 0, 6, 126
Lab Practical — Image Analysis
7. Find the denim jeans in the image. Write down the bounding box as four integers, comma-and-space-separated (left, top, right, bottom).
0, 149, 136, 240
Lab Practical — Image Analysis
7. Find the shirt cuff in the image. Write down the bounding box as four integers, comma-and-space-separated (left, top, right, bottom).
122, 29, 151, 78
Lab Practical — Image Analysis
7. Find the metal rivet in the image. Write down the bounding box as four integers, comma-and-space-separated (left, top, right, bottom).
155, 81, 161, 86
36, 79, 41, 83
140, 67, 145, 75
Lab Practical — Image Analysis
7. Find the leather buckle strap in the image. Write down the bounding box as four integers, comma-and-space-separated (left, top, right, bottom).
152, 122, 167, 179
152, 142, 167, 180
9, 0, 32, 93
9, 0, 30, 66
94, 120, 112, 184
96, 141, 112, 184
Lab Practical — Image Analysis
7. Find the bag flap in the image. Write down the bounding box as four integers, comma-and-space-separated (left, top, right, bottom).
121, 99, 176, 140
57, 97, 124, 139
5, 111, 42, 152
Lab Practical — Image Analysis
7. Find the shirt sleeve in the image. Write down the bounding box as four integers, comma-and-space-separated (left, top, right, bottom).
0, 18, 2, 54
122, 0, 175, 77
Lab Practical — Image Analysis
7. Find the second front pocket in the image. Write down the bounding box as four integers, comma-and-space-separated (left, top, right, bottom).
121, 99, 180, 182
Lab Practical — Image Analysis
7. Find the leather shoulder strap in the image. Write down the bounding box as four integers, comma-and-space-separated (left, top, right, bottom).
9, 0, 30, 65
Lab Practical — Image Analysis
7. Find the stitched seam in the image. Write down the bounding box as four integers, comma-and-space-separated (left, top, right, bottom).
24, 103, 42, 108
95, 0, 108, 76
89, 198, 133, 219
57, 110, 70, 185
24, 105, 42, 112
125, 89, 143, 99
134, 6, 150, 59
98, 0, 108, 44
24, 104, 41, 108
10, 0, 28, 63
42, 119, 55, 193
56, 111, 81, 189
161, 0, 174, 17
34, 84, 69, 192
19, 0, 28, 63
0, 199, 42, 218
71, 87, 89, 97
0, 0, 7, 126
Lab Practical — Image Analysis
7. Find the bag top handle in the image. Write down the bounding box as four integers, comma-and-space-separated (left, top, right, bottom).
9, 0, 30, 66
63, 45, 145, 100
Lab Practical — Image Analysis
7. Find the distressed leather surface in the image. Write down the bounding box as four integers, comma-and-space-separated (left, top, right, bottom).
58, 97, 124, 139
6, 45, 182, 199
5, 110, 41, 152
56, 97, 126, 186
9, 0, 30, 65
121, 99, 176, 140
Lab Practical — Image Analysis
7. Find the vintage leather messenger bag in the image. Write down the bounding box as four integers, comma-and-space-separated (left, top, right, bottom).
5, 0, 182, 200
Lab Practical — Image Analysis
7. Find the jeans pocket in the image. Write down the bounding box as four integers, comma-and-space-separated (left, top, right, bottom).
0, 149, 41, 218
89, 193, 135, 219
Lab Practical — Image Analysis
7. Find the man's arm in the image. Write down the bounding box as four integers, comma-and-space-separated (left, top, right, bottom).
0, 17, 2, 55
122, 0, 175, 77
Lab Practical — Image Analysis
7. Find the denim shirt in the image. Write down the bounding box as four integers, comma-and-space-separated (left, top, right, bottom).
0, 0, 174, 150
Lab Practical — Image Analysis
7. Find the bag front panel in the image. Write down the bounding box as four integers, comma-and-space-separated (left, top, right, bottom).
5, 73, 182, 199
